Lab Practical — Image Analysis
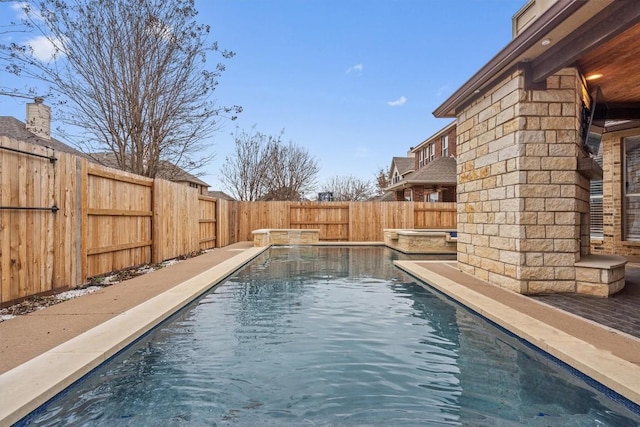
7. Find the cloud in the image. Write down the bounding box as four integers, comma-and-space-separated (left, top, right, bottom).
346, 63, 363, 74
27, 35, 61, 61
11, 3, 62, 61
387, 96, 407, 107
11, 2, 30, 19
11, 2, 42, 21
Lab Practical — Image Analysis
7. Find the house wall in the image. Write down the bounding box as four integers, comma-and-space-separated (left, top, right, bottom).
395, 126, 458, 203
456, 66, 589, 294
413, 126, 458, 170
445, 126, 458, 157
591, 128, 640, 260
398, 185, 457, 203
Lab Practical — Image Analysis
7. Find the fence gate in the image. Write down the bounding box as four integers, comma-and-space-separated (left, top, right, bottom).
0, 139, 59, 304
289, 203, 350, 241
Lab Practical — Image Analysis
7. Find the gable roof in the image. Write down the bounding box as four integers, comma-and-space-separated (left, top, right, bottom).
208, 190, 235, 201
386, 156, 456, 191
0, 116, 86, 157
378, 191, 396, 202
155, 160, 210, 188
391, 156, 415, 176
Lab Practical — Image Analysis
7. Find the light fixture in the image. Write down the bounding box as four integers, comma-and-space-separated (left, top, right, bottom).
585, 73, 603, 81
541, 38, 551, 46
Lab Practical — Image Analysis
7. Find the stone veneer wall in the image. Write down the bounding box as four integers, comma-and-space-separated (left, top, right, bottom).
456, 67, 589, 294
591, 129, 640, 259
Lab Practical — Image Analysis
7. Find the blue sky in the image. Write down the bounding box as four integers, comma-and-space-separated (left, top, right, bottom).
0, 0, 524, 192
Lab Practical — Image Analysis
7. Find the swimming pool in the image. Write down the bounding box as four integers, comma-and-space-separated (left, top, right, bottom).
20, 246, 640, 425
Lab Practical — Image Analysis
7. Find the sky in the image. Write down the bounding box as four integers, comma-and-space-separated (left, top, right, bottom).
0, 0, 525, 194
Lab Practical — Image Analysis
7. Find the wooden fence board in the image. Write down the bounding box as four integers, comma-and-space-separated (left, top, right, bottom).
152, 179, 199, 263
198, 195, 217, 250
85, 164, 153, 277
0, 140, 10, 303
216, 199, 237, 247
413, 203, 457, 229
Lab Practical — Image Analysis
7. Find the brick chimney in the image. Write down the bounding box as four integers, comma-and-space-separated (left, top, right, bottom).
26, 97, 51, 140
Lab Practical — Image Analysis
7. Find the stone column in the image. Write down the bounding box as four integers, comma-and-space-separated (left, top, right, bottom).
456, 67, 586, 294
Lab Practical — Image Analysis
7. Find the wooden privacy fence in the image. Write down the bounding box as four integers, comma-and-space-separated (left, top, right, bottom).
0, 137, 81, 305
1, 137, 457, 306
228, 201, 457, 242
0, 137, 219, 306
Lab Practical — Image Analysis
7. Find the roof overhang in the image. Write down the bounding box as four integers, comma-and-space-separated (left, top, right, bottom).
433, 0, 640, 118
385, 179, 456, 192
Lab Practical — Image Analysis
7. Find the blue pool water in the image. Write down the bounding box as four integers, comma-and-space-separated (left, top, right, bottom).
22, 247, 640, 426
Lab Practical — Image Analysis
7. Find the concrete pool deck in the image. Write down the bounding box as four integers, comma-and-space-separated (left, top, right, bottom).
0, 243, 639, 424
395, 260, 640, 407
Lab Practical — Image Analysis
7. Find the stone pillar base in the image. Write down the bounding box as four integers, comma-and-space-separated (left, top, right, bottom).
383, 229, 457, 254
252, 229, 320, 247
575, 255, 627, 297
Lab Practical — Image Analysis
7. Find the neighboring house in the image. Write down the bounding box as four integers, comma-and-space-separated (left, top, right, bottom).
384, 156, 414, 201
258, 187, 302, 201
0, 99, 212, 195
377, 191, 397, 202
89, 152, 211, 196
208, 190, 235, 201
0, 98, 214, 195
0, 100, 86, 158
160, 163, 210, 196
432, 0, 640, 295
386, 121, 457, 202
389, 156, 415, 188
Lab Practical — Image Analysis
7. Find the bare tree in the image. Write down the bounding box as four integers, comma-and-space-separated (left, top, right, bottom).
221, 127, 319, 201
321, 175, 376, 201
220, 127, 272, 201
374, 166, 391, 196
262, 140, 319, 201
0, 12, 36, 98
2, 0, 240, 177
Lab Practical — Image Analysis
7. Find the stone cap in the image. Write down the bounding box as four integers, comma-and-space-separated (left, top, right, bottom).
252, 229, 320, 234
383, 228, 457, 235
574, 254, 627, 269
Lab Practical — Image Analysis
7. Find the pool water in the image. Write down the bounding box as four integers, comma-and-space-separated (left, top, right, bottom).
22, 247, 640, 426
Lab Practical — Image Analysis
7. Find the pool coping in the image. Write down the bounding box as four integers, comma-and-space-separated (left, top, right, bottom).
394, 260, 640, 407
0, 246, 268, 426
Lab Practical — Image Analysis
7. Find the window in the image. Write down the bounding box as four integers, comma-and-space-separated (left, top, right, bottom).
625, 136, 640, 241
429, 143, 435, 162
442, 135, 449, 157
589, 146, 603, 239
393, 170, 401, 184
418, 149, 424, 167
428, 192, 439, 202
